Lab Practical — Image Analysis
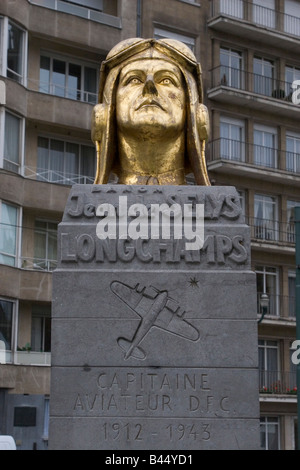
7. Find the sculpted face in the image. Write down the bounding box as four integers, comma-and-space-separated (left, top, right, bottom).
116, 59, 186, 137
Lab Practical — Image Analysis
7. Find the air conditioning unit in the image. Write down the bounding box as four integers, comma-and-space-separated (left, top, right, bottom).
0, 81, 6, 105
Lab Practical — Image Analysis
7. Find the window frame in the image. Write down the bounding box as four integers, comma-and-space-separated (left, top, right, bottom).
39, 51, 99, 104
0, 297, 17, 363
0, 108, 25, 173
260, 416, 280, 450
219, 115, 245, 161
33, 219, 58, 271
286, 131, 300, 173
220, 47, 243, 89
253, 56, 275, 97
0, 17, 28, 86
253, 124, 278, 168
37, 134, 96, 185
255, 265, 280, 316
153, 27, 195, 52
0, 200, 21, 268
254, 193, 279, 242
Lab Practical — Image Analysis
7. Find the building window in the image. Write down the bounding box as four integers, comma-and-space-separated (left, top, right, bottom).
259, 340, 279, 392
253, 57, 274, 97
287, 199, 299, 242
220, 116, 245, 161
0, 201, 19, 267
253, 0, 275, 29
285, 66, 300, 101
0, 299, 14, 353
260, 417, 280, 450
254, 194, 278, 241
253, 125, 277, 168
256, 266, 279, 316
61, 0, 103, 11
37, 136, 96, 185
284, 0, 300, 37
220, 47, 243, 89
31, 304, 51, 353
39, 55, 98, 104
153, 28, 195, 52
288, 271, 296, 317
286, 132, 300, 173
219, 0, 244, 19
3, 111, 23, 173
34, 220, 58, 271
154, 28, 195, 52
6, 20, 26, 84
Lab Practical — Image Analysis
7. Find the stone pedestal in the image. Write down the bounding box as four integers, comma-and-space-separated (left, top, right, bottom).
49, 185, 260, 450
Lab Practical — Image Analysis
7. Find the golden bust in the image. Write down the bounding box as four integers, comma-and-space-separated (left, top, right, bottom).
91, 38, 210, 186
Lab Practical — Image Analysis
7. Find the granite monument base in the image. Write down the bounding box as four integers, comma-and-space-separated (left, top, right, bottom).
49, 184, 260, 450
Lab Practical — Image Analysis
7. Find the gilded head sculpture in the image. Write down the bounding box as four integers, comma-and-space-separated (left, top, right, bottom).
91, 37, 210, 186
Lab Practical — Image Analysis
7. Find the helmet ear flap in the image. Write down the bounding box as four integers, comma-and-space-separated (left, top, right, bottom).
91, 103, 108, 143
196, 103, 210, 141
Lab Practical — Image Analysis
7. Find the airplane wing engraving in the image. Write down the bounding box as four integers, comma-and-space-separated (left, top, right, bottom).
110, 281, 200, 360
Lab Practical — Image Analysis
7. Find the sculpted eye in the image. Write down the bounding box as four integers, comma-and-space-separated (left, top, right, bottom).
127, 76, 142, 85
160, 77, 174, 85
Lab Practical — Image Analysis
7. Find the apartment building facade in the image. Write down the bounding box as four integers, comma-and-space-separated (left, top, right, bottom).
0, 0, 299, 449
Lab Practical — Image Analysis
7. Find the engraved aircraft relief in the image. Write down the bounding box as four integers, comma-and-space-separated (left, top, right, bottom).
110, 281, 200, 360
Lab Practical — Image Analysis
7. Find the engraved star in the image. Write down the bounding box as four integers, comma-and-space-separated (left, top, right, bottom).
189, 277, 199, 288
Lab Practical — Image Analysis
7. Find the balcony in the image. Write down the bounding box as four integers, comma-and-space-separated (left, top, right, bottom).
207, 138, 300, 185
208, 0, 300, 52
0, 346, 51, 366
259, 370, 297, 396
208, 66, 300, 118
27, 0, 121, 28
20, 257, 57, 272
257, 292, 296, 319
27, 77, 98, 105
22, 166, 95, 186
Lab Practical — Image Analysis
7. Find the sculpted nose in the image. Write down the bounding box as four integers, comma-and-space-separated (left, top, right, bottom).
142, 76, 158, 96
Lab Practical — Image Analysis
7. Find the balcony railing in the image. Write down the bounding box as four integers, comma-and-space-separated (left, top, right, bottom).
210, 0, 300, 38
27, 78, 98, 105
210, 65, 298, 103
22, 166, 95, 185
21, 257, 57, 272
28, 0, 121, 28
259, 370, 297, 395
250, 216, 295, 245
208, 138, 300, 174
257, 292, 296, 318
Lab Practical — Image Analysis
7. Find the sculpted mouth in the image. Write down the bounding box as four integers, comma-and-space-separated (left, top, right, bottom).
136, 100, 165, 111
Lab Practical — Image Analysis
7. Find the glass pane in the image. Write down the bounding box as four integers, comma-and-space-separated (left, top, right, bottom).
65, 142, 79, 181
53, 59, 66, 97
37, 137, 49, 181
80, 145, 95, 182
0, 300, 13, 350
7, 22, 23, 83
39, 56, 50, 93
31, 316, 43, 351
253, 0, 275, 28
289, 275, 296, 316
285, 0, 300, 36
4, 112, 20, 168
67, 63, 81, 100
267, 423, 279, 450
220, 0, 243, 18
44, 317, 51, 352
84, 67, 97, 103
50, 140, 64, 181
0, 203, 17, 266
